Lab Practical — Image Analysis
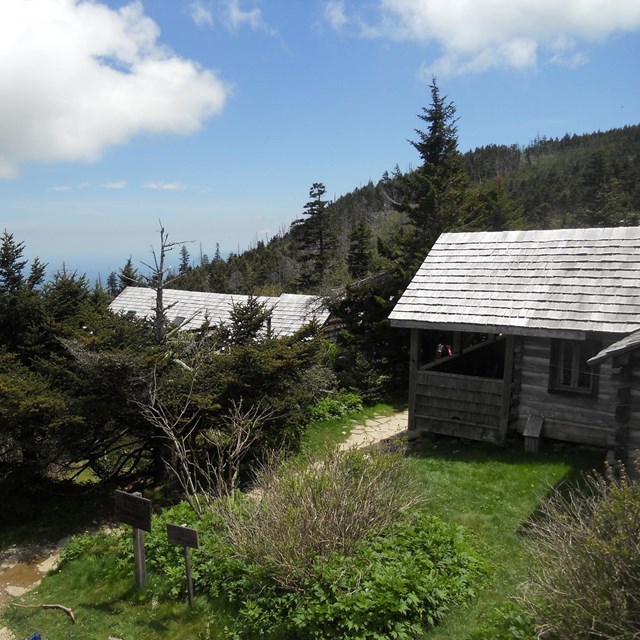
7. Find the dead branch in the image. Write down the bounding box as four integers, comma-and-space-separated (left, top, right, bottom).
11, 603, 76, 624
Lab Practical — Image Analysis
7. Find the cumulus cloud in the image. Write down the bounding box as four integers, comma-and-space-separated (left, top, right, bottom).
332, 0, 640, 75
0, 0, 228, 179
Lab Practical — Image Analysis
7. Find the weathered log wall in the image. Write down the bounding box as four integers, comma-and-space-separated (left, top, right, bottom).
514, 335, 618, 448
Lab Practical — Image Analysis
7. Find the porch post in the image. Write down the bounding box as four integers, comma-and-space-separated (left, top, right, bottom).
408, 329, 421, 432
499, 335, 515, 443
452, 331, 462, 355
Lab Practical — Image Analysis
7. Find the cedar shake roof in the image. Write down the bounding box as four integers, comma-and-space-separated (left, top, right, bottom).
389, 226, 640, 339
110, 287, 330, 337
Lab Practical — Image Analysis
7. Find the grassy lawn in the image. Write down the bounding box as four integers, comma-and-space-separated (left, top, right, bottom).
409, 437, 604, 639
1, 417, 605, 640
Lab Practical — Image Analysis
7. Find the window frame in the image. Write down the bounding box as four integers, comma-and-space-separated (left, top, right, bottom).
548, 338, 600, 397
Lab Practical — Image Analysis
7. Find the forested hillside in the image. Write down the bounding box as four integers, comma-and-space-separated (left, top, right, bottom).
161, 123, 640, 298
464, 125, 640, 229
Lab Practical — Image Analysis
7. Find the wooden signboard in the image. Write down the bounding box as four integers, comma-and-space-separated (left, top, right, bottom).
115, 490, 152, 533
115, 490, 152, 588
166, 524, 199, 549
167, 523, 200, 607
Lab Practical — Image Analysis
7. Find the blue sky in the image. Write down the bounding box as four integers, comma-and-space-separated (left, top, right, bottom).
1, 0, 639, 283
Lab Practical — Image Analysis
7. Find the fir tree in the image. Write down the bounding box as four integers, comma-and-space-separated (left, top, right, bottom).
347, 219, 374, 279
118, 256, 140, 290
292, 182, 335, 290
399, 78, 469, 270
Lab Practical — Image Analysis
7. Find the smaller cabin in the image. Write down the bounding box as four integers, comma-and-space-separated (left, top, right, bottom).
110, 287, 331, 338
389, 226, 640, 457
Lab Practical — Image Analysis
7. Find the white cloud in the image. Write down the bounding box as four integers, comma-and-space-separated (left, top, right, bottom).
324, 1, 349, 31
0, 0, 228, 179
144, 181, 187, 190
341, 0, 640, 75
187, 0, 214, 27
49, 185, 71, 191
220, 0, 274, 34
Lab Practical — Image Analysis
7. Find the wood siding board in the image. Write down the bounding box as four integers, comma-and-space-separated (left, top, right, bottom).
414, 415, 501, 443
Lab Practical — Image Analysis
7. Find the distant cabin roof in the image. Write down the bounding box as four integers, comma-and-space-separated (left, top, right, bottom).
110, 287, 330, 337
389, 226, 640, 339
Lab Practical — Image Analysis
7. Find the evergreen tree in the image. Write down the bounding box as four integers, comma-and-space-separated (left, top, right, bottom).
347, 219, 375, 279
106, 271, 119, 297
0, 232, 47, 355
227, 296, 273, 345
119, 256, 140, 290
179, 245, 191, 274
292, 182, 335, 290
398, 78, 469, 270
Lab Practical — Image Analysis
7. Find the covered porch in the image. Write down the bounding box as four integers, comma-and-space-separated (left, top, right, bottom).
408, 331, 517, 444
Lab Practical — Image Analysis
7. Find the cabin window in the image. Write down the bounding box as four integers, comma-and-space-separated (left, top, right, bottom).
549, 339, 599, 395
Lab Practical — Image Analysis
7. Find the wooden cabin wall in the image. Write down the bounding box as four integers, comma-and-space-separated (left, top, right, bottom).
514, 335, 618, 448
626, 351, 640, 450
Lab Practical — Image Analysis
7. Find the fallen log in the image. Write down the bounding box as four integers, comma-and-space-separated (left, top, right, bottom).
10, 603, 76, 624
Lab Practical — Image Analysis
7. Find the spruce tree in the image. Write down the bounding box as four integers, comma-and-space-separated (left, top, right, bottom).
399, 78, 469, 270
347, 219, 374, 279
292, 183, 335, 290
118, 256, 140, 290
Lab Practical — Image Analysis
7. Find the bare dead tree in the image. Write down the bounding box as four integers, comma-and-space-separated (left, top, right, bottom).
139, 369, 276, 515
200, 399, 276, 498
140, 222, 193, 345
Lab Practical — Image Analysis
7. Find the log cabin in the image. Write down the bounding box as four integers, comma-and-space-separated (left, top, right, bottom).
388, 226, 640, 455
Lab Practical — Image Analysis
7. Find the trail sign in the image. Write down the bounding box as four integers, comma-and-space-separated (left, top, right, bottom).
167, 523, 200, 606
167, 524, 199, 549
115, 490, 152, 588
115, 490, 152, 532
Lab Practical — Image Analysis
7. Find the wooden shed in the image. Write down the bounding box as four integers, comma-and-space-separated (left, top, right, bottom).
388, 226, 640, 454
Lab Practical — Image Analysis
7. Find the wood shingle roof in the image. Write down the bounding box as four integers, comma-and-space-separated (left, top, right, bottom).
389, 226, 640, 338
110, 287, 330, 337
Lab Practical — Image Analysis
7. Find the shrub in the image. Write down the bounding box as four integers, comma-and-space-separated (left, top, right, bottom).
221, 445, 424, 590
522, 463, 640, 639
207, 511, 483, 639
310, 391, 363, 422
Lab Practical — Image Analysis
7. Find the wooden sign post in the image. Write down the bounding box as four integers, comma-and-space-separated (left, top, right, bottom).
115, 490, 152, 589
166, 524, 199, 607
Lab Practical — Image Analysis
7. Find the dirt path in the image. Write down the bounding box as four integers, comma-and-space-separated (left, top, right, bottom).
340, 409, 409, 450
0, 539, 66, 639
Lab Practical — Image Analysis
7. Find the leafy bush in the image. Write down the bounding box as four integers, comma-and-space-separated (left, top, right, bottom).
471, 602, 536, 640
221, 446, 423, 590
199, 446, 483, 638
523, 463, 640, 639
310, 391, 363, 422
207, 511, 483, 639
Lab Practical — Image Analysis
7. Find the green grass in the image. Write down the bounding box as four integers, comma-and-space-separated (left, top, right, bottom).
408, 437, 604, 639
1, 412, 605, 640
2, 555, 227, 640
301, 398, 407, 455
